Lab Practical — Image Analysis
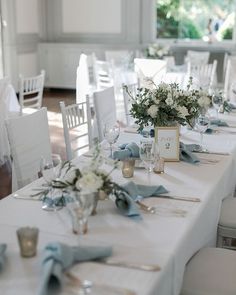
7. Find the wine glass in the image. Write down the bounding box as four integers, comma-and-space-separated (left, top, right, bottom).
212, 92, 223, 118
103, 123, 120, 158
66, 191, 97, 235
195, 115, 210, 149
139, 140, 155, 173
40, 154, 62, 211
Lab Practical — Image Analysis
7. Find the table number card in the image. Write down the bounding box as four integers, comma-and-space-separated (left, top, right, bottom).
155, 126, 180, 161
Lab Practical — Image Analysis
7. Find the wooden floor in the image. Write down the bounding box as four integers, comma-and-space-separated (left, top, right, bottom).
0, 88, 76, 199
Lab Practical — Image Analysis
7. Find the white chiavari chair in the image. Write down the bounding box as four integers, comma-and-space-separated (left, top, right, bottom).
5, 107, 52, 192
134, 58, 167, 88
60, 100, 92, 161
187, 60, 217, 91
92, 86, 117, 142
181, 247, 236, 295
122, 82, 138, 126
18, 70, 45, 112
186, 50, 210, 65
93, 59, 114, 90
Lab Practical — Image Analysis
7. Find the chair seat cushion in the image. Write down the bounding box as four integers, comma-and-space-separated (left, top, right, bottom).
181, 247, 236, 295
219, 198, 236, 228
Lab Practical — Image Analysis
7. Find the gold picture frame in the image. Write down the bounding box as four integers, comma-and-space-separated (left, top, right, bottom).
154, 126, 180, 162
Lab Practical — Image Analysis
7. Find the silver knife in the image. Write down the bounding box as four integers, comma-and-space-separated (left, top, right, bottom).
100, 259, 161, 271
156, 195, 201, 202
66, 272, 136, 295
193, 150, 230, 156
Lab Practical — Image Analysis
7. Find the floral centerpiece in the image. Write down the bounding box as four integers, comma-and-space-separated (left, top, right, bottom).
51, 145, 120, 199
211, 90, 233, 114
146, 44, 170, 59
124, 79, 212, 131
33, 143, 123, 210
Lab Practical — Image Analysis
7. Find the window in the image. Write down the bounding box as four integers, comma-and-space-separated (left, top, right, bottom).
156, 0, 236, 42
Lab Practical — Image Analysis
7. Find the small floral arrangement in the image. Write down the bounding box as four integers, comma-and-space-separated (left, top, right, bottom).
50, 144, 120, 200
146, 44, 169, 59
124, 79, 212, 131
212, 90, 233, 114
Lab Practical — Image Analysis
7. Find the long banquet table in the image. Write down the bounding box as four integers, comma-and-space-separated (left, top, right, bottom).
1, 111, 236, 295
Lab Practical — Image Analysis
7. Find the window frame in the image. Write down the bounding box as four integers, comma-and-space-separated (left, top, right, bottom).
154, 0, 236, 48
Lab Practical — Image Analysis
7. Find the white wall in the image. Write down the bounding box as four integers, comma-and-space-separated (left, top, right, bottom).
1, 0, 154, 89
62, 0, 122, 34
16, 0, 39, 34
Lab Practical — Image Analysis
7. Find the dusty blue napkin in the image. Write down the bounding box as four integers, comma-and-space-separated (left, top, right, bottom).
113, 142, 140, 160
115, 181, 168, 218
115, 190, 140, 218
179, 142, 200, 164
205, 119, 229, 134
0, 244, 7, 271
210, 119, 229, 127
39, 242, 112, 295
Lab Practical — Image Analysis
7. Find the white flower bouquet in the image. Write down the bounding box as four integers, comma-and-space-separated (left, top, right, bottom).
146, 44, 169, 59
52, 145, 120, 200
124, 79, 212, 131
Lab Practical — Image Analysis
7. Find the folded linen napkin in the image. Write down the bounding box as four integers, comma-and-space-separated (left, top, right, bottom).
205, 119, 229, 134
0, 244, 7, 271
39, 242, 112, 295
115, 181, 168, 218
179, 142, 200, 164
113, 142, 140, 160
210, 119, 229, 127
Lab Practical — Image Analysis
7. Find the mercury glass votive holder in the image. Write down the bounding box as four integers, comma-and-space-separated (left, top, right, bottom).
153, 157, 165, 174
17, 227, 39, 258
122, 158, 135, 178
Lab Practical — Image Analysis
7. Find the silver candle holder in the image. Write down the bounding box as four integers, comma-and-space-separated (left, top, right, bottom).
17, 227, 39, 258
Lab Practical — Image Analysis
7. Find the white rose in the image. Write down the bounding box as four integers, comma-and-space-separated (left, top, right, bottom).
198, 96, 210, 108
165, 95, 174, 106
75, 172, 104, 193
158, 82, 169, 90
152, 94, 159, 104
148, 47, 155, 56
177, 106, 189, 119
173, 90, 179, 98
147, 104, 159, 118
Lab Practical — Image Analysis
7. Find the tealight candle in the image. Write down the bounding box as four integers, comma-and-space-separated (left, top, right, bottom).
122, 159, 135, 178
17, 227, 39, 258
153, 157, 165, 174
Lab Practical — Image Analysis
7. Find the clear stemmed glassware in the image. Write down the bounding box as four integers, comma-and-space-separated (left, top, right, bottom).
212, 92, 223, 118
139, 139, 155, 173
195, 115, 210, 149
103, 123, 120, 158
66, 191, 97, 235
40, 154, 62, 211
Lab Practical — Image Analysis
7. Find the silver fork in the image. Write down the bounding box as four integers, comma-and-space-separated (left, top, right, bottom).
136, 200, 156, 214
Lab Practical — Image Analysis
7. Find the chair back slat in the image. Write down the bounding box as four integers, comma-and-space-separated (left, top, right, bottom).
60, 100, 92, 161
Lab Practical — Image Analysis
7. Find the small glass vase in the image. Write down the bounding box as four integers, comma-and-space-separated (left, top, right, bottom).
66, 191, 97, 235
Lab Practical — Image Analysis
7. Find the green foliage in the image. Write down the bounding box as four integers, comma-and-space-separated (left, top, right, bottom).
124, 80, 211, 130
156, 0, 179, 38
179, 19, 202, 39
156, 0, 234, 40
222, 28, 233, 40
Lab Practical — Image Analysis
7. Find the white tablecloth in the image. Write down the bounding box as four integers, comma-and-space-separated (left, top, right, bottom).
1, 112, 236, 295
